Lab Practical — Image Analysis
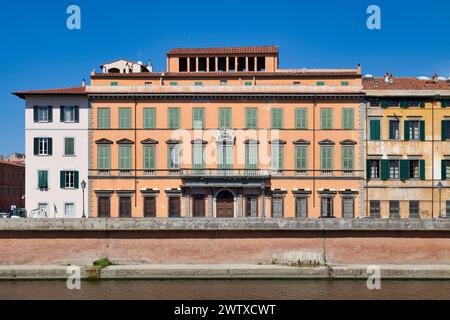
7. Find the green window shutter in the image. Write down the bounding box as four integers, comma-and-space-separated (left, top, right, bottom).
119, 146, 132, 170
38, 171, 48, 189
404, 121, 410, 141
60, 171, 65, 188
400, 160, 409, 181
48, 138, 53, 155
400, 101, 407, 108
271, 144, 284, 169
380, 100, 388, 108
370, 120, 380, 140
245, 144, 258, 169
420, 101, 426, 108
442, 121, 447, 141
168, 108, 180, 129
366, 160, 371, 180
342, 109, 354, 129
342, 146, 354, 170
279, 145, 284, 169
246, 108, 258, 129
192, 144, 204, 169
295, 108, 307, 129
219, 108, 231, 128
98, 146, 111, 170
34, 138, 39, 155
271, 109, 283, 129
192, 108, 205, 129
98, 108, 110, 129
419, 160, 425, 181
320, 147, 332, 170
419, 121, 425, 141
74, 171, 79, 189
380, 160, 389, 180
295, 146, 307, 170
65, 138, 74, 155
119, 108, 131, 129
143, 146, 156, 170
442, 160, 447, 181
321, 109, 332, 129
143, 108, 156, 129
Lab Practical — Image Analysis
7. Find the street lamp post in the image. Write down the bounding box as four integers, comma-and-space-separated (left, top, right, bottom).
437, 182, 443, 218
81, 180, 87, 218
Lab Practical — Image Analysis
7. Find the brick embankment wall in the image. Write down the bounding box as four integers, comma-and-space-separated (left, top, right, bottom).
0, 219, 449, 265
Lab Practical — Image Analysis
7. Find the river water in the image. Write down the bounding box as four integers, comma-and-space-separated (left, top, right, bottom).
0, 280, 449, 300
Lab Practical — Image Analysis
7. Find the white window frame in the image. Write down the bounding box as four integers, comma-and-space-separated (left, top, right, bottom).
38, 138, 49, 155
38, 106, 49, 122
64, 202, 76, 217
64, 106, 76, 122
65, 171, 75, 189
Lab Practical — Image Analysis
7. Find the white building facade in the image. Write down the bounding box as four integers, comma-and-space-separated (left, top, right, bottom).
17, 91, 89, 218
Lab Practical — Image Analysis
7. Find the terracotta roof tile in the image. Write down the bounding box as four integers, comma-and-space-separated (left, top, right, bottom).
363, 77, 450, 90
168, 46, 279, 55
13, 87, 86, 99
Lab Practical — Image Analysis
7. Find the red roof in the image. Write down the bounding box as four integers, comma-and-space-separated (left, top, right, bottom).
363, 77, 450, 90
168, 46, 279, 56
13, 87, 86, 99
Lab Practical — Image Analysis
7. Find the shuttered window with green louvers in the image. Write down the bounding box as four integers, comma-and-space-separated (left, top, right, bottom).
370, 119, 381, 140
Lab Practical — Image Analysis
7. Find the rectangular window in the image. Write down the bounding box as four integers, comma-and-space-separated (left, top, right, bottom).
36, 106, 51, 122
38, 203, 48, 217
296, 197, 308, 218
295, 146, 308, 171
320, 197, 333, 217
98, 145, 111, 171
341, 108, 354, 129
111, 82, 118, 86
217, 143, 233, 170
64, 138, 75, 156
446, 201, 450, 217
389, 201, 400, 218
295, 108, 308, 129
64, 203, 75, 217
143, 197, 156, 217
38, 170, 48, 189
192, 144, 204, 170
341, 146, 354, 171
389, 160, 400, 179
168, 197, 181, 217
35, 138, 51, 156
245, 143, 258, 171
220, 79, 228, 85
445, 160, 450, 180
320, 146, 333, 171
61, 171, 79, 189
169, 82, 177, 86
168, 108, 180, 129
245, 108, 258, 129
168, 145, 181, 170
317, 81, 325, 86
369, 160, 380, 179
370, 119, 381, 140
143, 146, 156, 171
119, 196, 132, 218
409, 201, 420, 218
245, 196, 258, 217
98, 196, 110, 218
442, 120, 450, 141
218, 108, 232, 128
370, 200, 381, 218
143, 108, 156, 129
320, 109, 333, 129
409, 160, 420, 179
271, 144, 284, 171
342, 197, 354, 218
244, 82, 252, 86
195, 82, 203, 86
341, 81, 349, 86
192, 108, 205, 129
409, 120, 421, 140
271, 197, 284, 218
271, 108, 284, 129
119, 108, 132, 129
61, 106, 77, 122
98, 108, 110, 129
389, 119, 400, 140
118, 146, 132, 171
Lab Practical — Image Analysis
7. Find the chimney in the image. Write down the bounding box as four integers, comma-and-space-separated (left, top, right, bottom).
384, 72, 390, 83
356, 64, 361, 75
82, 79, 86, 87
432, 73, 439, 82
147, 59, 153, 72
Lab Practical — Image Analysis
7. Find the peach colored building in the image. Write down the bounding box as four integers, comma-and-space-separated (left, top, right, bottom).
88, 46, 365, 219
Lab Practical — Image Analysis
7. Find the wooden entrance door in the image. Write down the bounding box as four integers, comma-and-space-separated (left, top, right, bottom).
193, 197, 206, 217
216, 190, 234, 218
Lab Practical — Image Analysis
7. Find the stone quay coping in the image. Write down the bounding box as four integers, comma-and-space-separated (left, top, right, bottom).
0, 218, 449, 231
1, 264, 450, 280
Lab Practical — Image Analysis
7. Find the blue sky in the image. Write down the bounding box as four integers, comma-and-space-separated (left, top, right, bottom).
0, 0, 449, 154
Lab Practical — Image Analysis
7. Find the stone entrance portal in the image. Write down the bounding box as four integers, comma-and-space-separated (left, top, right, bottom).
216, 190, 234, 218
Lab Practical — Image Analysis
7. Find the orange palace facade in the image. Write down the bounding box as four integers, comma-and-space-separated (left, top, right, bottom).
88, 46, 364, 219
